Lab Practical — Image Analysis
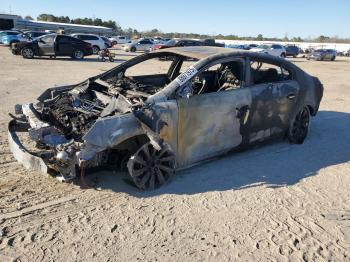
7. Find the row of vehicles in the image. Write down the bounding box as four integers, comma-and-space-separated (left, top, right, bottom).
228, 43, 300, 58
228, 43, 340, 61
1, 29, 344, 61
122, 38, 225, 52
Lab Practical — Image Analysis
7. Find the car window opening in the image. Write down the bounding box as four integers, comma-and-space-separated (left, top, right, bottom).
250, 61, 292, 84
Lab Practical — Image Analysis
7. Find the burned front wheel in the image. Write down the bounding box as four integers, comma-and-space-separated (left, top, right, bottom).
127, 142, 175, 190
288, 106, 310, 144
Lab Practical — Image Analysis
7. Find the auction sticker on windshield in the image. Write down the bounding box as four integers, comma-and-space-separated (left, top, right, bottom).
175, 66, 198, 86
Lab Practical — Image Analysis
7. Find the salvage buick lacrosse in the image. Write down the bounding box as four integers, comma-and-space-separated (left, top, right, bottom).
8, 46, 323, 189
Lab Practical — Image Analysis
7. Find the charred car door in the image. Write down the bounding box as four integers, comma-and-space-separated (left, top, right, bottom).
177, 89, 251, 167
175, 59, 251, 167
37, 34, 56, 55
244, 60, 299, 143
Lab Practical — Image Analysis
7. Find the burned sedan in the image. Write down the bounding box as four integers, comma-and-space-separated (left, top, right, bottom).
8, 46, 323, 189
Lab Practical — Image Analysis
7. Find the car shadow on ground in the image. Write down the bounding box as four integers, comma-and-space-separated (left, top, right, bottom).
85, 110, 350, 197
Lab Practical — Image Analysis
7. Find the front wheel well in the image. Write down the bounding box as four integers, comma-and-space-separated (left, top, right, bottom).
106, 134, 149, 167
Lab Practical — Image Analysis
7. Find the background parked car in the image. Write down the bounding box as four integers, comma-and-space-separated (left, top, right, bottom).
285, 45, 300, 57
227, 44, 247, 49
151, 39, 204, 51
108, 35, 130, 45
3, 31, 49, 48
227, 44, 258, 50
0, 30, 22, 44
250, 43, 287, 57
70, 33, 105, 54
201, 39, 225, 47
1, 32, 29, 46
307, 49, 337, 61
12, 34, 93, 59
122, 38, 154, 52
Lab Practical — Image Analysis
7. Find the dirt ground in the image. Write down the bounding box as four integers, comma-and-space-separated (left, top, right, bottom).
0, 47, 349, 262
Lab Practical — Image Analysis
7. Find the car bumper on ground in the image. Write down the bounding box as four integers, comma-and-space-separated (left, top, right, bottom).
8, 103, 82, 181
8, 119, 49, 174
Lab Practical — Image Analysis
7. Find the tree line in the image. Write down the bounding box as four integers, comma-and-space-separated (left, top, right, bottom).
25, 14, 350, 44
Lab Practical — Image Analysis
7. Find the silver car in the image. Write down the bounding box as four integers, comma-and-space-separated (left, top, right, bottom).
122, 38, 154, 52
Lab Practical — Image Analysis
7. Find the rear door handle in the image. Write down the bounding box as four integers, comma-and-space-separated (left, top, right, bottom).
287, 93, 296, 100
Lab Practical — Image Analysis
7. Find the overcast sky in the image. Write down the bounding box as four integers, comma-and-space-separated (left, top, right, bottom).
1, 0, 349, 38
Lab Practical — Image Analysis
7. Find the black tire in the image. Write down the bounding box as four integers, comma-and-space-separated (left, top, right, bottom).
72, 49, 84, 59
130, 46, 136, 52
109, 57, 114, 62
288, 106, 310, 144
21, 47, 34, 59
101, 57, 106, 62
92, 46, 100, 54
331, 56, 336, 61
281, 52, 286, 58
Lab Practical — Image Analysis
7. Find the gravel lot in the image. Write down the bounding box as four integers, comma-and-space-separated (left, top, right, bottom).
0, 47, 349, 261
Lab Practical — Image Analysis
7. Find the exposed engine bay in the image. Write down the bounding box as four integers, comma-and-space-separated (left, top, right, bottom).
36, 73, 163, 141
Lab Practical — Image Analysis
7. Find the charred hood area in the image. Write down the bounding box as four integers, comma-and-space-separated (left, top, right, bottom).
36, 74, 163, 141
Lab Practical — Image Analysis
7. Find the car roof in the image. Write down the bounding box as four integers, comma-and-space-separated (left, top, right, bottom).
152, 46, 299, 72
153, 46, 239, 59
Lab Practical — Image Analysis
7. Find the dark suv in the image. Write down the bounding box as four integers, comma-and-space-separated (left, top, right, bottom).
285, 45, 300, 57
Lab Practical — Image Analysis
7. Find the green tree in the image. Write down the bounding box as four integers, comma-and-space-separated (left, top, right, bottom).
257, 34, 263, 41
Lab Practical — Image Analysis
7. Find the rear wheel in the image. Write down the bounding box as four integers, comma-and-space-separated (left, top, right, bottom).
21, 47, 34, 59
127, 142, 175, 190
281, 52, 286, 58
72, 49, 84, 59
92, 46, 100, 54
130, 46, 136, 52
288, 106, 310, 144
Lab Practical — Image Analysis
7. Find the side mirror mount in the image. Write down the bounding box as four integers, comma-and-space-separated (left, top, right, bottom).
176, 82, 193, 99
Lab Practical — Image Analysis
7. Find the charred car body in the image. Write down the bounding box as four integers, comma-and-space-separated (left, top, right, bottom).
8, 46, 323, 189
